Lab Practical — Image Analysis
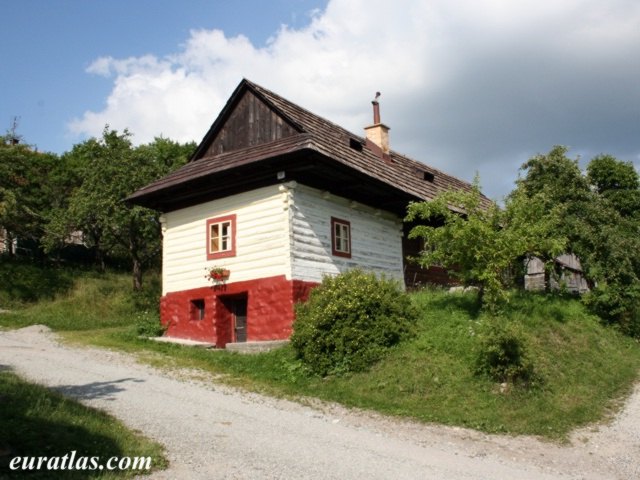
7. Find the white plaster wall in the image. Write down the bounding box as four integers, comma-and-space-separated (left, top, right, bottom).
289, 184, 405, 286
161, 185, 290, 295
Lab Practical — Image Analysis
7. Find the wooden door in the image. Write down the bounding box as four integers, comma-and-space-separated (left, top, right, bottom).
232, 298, 247, 343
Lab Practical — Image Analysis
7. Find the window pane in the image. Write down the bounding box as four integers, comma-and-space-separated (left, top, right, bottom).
341, 231, 349, 252
221, 221, 231, 251
343, 225, 350, 252
211, 224, 220, 252
333, 221, 350, 254
207, 216, 236, 258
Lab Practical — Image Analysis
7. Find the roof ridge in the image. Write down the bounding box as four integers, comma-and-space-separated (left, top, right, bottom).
241, 79, 307, 133
243, 79, 489, 202
244, 79, 362, 140
245, 80, 465, 177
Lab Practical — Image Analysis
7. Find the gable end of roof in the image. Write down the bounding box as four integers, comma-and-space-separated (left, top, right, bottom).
190, 79, 306, 161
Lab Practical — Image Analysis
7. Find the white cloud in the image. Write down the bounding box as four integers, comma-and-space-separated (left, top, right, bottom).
68, 0, 640, 199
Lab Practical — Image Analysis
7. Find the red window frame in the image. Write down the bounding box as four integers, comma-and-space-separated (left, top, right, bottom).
331, 217, 351, 258
206, 214, 236, 260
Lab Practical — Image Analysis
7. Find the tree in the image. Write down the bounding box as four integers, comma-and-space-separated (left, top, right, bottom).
406, 179, 566, 311
515, 146, 594, 252
46, 128, 194, 290
586, 154, 640, 219
516, 147, 640, 336
582, 155, 640, 335
0, 137, 60, 256
517, 146, 590, 203
39, 147, 86, 260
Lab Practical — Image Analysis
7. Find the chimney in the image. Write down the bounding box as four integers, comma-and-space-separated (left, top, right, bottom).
364, 92, 390, 156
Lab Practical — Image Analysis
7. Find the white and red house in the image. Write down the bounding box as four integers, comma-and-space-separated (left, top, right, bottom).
128, 79, 483, 347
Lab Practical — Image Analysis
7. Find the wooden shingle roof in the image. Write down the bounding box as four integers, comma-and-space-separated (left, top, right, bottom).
128, 79, 488, 213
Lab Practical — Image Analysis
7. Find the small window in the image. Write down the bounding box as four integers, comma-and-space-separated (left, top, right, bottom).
331, 217, 351, 258
206, 214, 236, 260
423, 171, 435, 182
349, 138, 363, 151
190, 299, 205, 321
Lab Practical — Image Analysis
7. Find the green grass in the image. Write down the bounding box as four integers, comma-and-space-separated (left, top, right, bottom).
335, 290, 640, 437
64, 290, 640, 439
2, 262, 640, 440
0, 259, 75, 307
0, 262, 158, 331
0, 370, 167, 479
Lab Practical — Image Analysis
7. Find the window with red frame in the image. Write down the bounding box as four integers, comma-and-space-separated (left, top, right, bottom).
206, 214, 236, 260
331, 217, 351, 258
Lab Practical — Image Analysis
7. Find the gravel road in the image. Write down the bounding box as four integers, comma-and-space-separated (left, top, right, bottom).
1, 325, 638, 480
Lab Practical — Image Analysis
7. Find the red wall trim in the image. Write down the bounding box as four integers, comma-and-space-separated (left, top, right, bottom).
206, 214, 236, 260
160, 275, 318, 347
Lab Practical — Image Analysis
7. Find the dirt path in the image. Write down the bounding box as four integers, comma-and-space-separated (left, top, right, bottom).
1, 325, 638, 479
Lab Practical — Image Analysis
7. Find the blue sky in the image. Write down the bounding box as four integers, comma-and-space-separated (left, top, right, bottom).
2, 0, 639, 200
1, 0, 325, 152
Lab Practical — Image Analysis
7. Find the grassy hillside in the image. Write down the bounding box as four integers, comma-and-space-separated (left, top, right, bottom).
0, 260, 76, 307
2, 261, 639, 439
0, 260, 159, 331
332, 290, 640, 436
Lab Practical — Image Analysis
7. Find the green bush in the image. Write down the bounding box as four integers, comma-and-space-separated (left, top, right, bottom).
128, 272, 162, 311
475, 320, 542, 388
584, 283, 640, 338
131, 272, 164, 337
290, 269, 418, 376
135, 311, 165, 337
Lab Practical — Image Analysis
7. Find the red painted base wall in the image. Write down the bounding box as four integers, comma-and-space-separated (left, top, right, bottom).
160, 275, 317, 347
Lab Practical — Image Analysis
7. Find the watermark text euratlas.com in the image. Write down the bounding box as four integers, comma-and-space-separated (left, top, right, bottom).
9, 451, 152, 472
